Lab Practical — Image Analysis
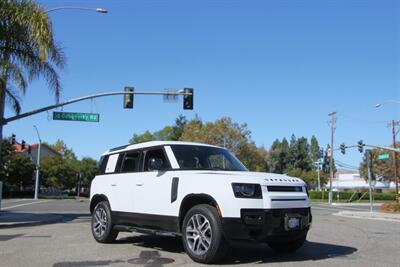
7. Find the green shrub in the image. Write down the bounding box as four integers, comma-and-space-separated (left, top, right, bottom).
309, 190, 396, 202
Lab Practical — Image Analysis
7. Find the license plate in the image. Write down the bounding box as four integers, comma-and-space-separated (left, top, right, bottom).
285, 216, 301, 230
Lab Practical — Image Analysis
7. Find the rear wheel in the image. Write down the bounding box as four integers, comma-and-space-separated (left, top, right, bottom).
91, 201, 118, 243
267, 235, 306, 253
182, 204, 228, 263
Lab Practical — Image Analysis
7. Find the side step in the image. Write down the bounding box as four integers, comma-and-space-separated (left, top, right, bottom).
113, 224, 181, 237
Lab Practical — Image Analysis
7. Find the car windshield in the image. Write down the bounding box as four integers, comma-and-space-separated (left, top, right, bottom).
170, 145, 248, 171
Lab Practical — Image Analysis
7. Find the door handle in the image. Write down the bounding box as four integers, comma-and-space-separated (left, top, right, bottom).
136, 184, 143, 187
111, 184, 117, 187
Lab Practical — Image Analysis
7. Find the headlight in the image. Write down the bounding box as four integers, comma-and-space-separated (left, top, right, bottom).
232, 183, 262, 199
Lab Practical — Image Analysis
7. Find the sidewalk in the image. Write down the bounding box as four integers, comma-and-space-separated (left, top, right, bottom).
334, 210, 400, 222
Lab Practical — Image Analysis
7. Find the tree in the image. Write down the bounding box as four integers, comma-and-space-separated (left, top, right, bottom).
286, 168, 328, 189
179, 117, 267, 171
129, 115, 188, 144
51, 139, 76, 160
310, 135, 322, 170
359, 147, 399, 182
0, 138, 35, 189
79, 157, 98, 188
267, 138, 290, 174
129, 130, 155, 144
172, 115, 188, 140
40, 155, 79, 189
0, 0, 65, 157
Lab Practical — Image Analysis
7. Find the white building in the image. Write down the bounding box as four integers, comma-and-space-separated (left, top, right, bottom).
329, 169, 393, 191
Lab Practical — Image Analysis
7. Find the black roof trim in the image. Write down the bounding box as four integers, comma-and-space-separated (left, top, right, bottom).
109, 144, 129, 152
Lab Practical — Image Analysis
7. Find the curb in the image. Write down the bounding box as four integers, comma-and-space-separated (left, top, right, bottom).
334, 211, 400, 222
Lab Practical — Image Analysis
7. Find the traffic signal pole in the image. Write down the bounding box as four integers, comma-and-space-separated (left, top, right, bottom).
2, 89, 193, 125
0, 88, 193, 195
391, 120, 399, 202
328, 112, 337, 204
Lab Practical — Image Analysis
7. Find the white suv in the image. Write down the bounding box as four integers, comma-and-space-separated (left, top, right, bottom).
90, 141, 311, 263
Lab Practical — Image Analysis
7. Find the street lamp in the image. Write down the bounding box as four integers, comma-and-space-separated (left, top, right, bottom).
46, 6, 108, 13
375, 100, 400, 108
33, 125, 41, 200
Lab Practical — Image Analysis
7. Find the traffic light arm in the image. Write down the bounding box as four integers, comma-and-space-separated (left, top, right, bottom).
333, 144, 400, 153
3, 90, 193, 125
364, 144, 400, 153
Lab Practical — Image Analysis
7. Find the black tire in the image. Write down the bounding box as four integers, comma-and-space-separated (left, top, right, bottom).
267, 235, 306, 253
182, 204, 228, 263
91, 201, 119, 243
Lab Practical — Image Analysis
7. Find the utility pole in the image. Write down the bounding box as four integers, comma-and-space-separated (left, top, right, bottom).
366, 149, 373, 212
390, 120, 399, 202
33, 126, 41, 200
317, 161, 321, 191
328, 112, 337, 204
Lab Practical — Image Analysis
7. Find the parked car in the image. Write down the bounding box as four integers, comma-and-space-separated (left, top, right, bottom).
90, 141, 311, 263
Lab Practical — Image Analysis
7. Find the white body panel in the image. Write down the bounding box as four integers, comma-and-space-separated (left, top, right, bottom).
90, 141, 310, 219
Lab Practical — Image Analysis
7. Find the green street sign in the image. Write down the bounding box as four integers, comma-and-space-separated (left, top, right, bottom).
378, 153, 390, 160
53, 112, 99, 122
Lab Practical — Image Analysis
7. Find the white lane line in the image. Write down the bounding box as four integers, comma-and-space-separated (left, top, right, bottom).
1, 199, 34, 204
1, 200, 52, 210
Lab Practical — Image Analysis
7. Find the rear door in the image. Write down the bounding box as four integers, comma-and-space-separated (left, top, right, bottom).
109, 150, 142, 212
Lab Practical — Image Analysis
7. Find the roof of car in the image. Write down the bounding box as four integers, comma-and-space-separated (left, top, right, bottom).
103, 141, 222, 155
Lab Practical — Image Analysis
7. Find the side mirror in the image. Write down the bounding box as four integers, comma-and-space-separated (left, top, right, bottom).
148, 158, 163, 171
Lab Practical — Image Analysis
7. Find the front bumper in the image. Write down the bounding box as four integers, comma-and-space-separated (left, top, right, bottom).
222, 207, 312, 242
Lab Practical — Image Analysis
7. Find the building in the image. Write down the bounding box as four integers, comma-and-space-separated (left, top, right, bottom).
14, 143, 61, 164
329, 168, 393, 191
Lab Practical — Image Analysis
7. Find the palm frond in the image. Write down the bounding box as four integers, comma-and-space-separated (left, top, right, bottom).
0, 0, 65, 114
5, 86, 21, 115
7, 62, 27, 94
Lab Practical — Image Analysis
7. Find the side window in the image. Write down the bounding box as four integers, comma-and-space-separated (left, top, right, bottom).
121, 152, 140, 173
98, 155, 109, 175
105, 154, 119, 173
144, 148, 171, 171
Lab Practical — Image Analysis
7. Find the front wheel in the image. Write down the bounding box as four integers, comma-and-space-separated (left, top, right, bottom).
182, 204, 228, 263
267, 235, 306, 253
91, 201, 118, 243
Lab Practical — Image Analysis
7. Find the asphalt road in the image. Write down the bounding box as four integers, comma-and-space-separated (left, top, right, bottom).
0, 199, 399, 267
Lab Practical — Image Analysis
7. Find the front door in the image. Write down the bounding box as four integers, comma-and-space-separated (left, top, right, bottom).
134, 147, 176, 218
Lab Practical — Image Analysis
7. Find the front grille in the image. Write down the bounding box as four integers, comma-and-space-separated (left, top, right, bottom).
267, 186, 303, 192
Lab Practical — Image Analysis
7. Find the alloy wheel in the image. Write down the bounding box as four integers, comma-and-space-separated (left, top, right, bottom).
185, 214, 212, 255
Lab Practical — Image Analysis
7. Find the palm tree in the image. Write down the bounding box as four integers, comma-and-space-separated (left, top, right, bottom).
0, 0, 65, 154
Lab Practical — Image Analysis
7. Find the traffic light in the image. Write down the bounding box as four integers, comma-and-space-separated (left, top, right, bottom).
11, 134, 16, 145
183, 88, 194, 110
358, 140, 364, 153
123, 87, 134, 109
28, 145, 32, 154
21, 140, 26, 150
340, 143, 346, 155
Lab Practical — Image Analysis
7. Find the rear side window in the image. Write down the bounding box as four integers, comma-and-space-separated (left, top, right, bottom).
121, 152, 140, 173
98, 155, 109, 175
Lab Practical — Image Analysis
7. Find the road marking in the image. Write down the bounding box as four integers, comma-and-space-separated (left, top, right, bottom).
2, 200, 52, 210
2, 199, 35, 204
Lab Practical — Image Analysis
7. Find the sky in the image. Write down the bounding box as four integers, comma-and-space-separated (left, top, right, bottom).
3, 0, 399, 168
